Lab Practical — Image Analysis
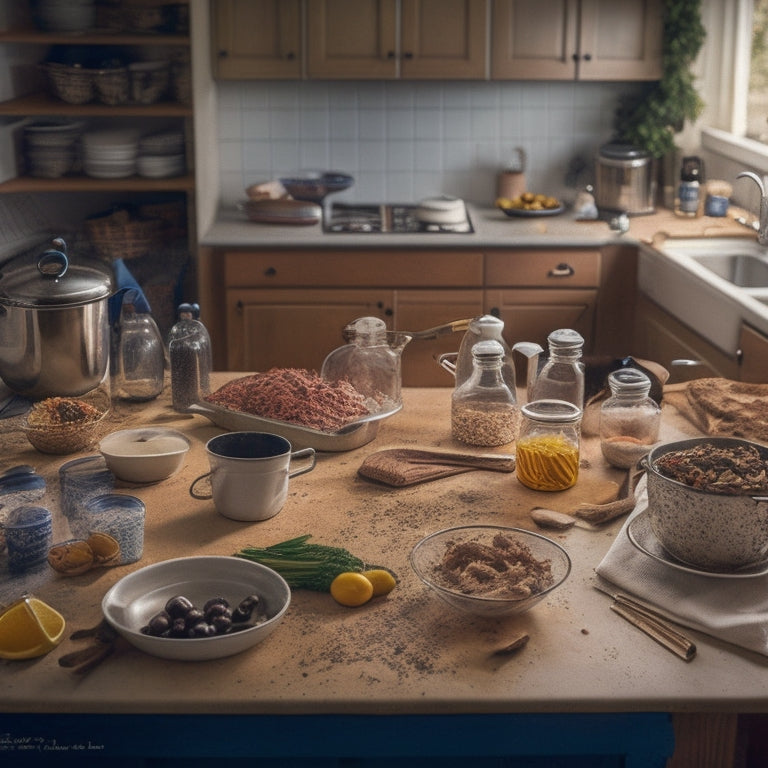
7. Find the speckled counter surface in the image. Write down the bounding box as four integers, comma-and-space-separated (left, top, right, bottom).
1, 375, 766, 722
201, 203, 756, 250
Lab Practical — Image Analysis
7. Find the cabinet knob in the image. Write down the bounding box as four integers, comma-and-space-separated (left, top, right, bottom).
583, 53, 592, 62
218, 50, 229, 59
387, 51, 396, 59
403, 51, 413, 60
285, 51, 296, 60
548, 263, 575, 278
264, 266, 277, 277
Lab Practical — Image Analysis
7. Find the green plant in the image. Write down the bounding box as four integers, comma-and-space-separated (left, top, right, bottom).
613, 0, 706, 158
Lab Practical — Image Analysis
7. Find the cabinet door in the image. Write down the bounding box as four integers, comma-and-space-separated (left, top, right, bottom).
400, 0, 488, 79
491, 0, 578, 79
226, 288, 393, 371
738, 323, 768, 383
485, 288, 597, 352
307, 0, 398, 79
212, 0, 302, 79
578, 0, 662, 80
632, 294, 739, 383
394, 289, 485, 386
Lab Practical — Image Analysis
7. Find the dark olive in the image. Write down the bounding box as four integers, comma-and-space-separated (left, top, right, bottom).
232, 595, 260, 623
211, 615, 232, 635
146, 610, 172, 636
203, 597, 229, 613
184, 608, 205, 628
204, 602, 231, 623
169, 617, 188, 637
165, 595, 194, 619
188, 622, 216, 638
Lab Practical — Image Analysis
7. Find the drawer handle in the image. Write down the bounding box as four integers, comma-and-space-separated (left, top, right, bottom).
264, 266, 277, 277
548, 263, 575, 278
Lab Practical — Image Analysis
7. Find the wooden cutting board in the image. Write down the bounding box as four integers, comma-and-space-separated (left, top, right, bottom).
358, 448, 516, 487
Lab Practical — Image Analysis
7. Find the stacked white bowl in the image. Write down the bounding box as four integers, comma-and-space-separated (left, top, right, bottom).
82, 129, 139, 179
137, 130, 185, 179
24, 120, 85, 179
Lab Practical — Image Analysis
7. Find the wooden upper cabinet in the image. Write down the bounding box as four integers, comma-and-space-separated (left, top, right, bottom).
307, 0, 487, 79
212, 0, 302, 79
307, 0, 399, 79
400, 0, 488, 79
491, 0, 663, 80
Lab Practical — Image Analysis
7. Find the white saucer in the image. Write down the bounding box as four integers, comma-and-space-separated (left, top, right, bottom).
626, 510, 768, 579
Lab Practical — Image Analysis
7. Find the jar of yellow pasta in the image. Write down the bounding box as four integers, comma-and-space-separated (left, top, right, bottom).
516, 400, 582, 491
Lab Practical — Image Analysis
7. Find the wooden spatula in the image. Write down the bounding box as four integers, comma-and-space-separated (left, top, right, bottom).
358, 448, 516, 487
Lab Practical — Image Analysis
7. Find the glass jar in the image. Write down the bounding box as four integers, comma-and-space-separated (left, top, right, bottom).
168, 303, 212, 412
599, 368, 661, 468
516, 399, 582, 491
114, 304, 165, 401
451, 339, 519, 447
530, 328, 585, 410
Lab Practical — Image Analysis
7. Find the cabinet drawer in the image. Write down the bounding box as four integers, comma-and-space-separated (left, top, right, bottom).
223, 250, 484, 288
485, 249, 601, 287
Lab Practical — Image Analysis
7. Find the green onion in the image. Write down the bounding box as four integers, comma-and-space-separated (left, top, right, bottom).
234, 535, 366, 591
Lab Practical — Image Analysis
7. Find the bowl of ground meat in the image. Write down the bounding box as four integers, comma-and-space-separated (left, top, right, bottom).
409, 525, 571, 617
643, 437, 768, 572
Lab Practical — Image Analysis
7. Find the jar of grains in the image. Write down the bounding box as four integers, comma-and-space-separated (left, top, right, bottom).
516, 399, 582, 491
451, 339, 519, 447
599, 367, 661, 468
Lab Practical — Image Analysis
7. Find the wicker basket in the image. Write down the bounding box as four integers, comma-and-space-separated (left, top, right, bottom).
43, 63, 95, 105
94, 67, 130, 106
85, 210, 165, 261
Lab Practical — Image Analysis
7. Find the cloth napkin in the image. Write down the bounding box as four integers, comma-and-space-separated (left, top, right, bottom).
595, 474, 768, 657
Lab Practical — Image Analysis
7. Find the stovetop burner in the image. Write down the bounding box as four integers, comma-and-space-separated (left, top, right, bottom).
325, 203, 473, 234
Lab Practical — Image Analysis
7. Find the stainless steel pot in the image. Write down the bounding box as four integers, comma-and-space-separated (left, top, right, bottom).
595, 142, 656, 215
0, 239, 113, 399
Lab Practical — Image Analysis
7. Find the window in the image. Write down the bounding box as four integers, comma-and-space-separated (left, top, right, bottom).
748, 0, 768, 142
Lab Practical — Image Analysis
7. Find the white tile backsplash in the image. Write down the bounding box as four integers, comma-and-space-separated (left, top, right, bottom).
217, 79, 641, 206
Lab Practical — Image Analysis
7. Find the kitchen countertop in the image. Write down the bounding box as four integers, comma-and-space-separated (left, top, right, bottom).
1, 375, 767, 732
202, 202, 758, 249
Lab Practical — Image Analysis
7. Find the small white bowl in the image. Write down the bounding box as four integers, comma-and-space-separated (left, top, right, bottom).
102, 556, 291, 661
99, 427, 190, 483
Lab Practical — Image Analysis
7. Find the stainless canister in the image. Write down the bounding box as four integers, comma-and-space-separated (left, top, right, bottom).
595, 142, 656, 215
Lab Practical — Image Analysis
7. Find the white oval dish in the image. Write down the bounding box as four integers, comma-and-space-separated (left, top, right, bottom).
102, 556, 291, 661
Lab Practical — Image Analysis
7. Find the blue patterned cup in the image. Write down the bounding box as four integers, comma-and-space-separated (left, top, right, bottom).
3, 505, 53, 573
59, 455, 115, 539
85, 493, 145, 565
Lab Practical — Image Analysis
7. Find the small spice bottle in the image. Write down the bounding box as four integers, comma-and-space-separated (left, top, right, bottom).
530, 328, 585, 410
599, 368, 661, 468
168, 303, 212, 412
451, 340, 519, 447
516, 399, 582, 491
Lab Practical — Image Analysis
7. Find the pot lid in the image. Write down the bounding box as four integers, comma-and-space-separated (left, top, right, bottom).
0, 243, 112, 308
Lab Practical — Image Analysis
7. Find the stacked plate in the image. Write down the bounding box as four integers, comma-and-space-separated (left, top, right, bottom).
24, 120, 85, 179
137, 130, 185, 179
82, 129, 139, 179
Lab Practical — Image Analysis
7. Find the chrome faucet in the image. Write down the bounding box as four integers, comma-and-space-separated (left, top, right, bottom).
736, 171, 768, 245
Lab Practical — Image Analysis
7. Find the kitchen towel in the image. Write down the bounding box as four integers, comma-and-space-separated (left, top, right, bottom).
595, 474, 768, 657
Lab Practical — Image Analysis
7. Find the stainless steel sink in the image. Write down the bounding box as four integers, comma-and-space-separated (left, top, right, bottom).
688, 253, 768, 288
639, 237, 768, 354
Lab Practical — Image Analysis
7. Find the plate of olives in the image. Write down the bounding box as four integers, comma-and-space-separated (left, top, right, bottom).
101, 556, 291, 660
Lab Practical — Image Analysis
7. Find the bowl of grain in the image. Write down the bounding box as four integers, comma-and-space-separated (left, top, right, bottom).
643, 437, 768, 571
410, 525, 571, 617
24, 395, 110, 454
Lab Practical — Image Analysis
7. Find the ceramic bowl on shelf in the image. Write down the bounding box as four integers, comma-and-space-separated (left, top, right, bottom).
410, 525, 571, 617
98, 427, 190, 484
101, 556, 291, 661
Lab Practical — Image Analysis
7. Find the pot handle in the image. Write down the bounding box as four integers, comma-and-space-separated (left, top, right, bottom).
37, 240, 68, 280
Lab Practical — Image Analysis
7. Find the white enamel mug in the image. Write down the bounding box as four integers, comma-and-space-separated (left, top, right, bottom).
190, 432, 316, 521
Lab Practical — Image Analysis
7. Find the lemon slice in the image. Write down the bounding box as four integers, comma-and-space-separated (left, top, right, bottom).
0, 596, 66, 660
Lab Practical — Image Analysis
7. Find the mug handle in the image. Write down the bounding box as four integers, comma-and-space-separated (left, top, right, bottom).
189, 472, 213, 500
289, 447, 316, 478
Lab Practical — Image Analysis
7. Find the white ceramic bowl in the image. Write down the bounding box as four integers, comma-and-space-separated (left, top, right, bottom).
99, 427, 190, 483
410, 525, 571, 617
102, 556, 291, 661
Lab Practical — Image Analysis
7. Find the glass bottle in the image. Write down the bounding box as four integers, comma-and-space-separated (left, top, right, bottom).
530, 328, 585, 410
451, 339, 519, 447
168, 303, 213, 412
114, 303, 165, 401
599, 368, 661, 469
516, 399, 582, 491
450, 314, 516, 390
